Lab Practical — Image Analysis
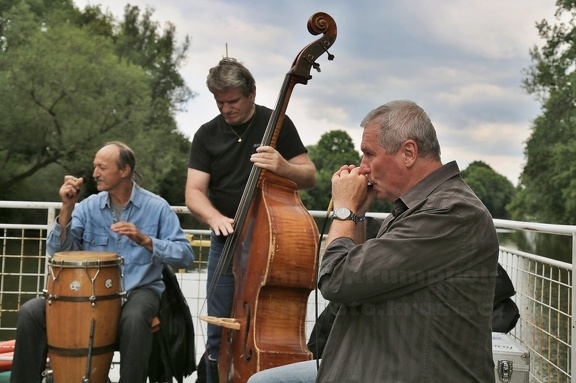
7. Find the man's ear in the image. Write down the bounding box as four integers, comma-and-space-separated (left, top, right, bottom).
403, 140, 418, 168
121, 166, 131, 178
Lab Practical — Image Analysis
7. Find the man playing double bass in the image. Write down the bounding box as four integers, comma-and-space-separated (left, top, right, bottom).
185, 57, 316, 383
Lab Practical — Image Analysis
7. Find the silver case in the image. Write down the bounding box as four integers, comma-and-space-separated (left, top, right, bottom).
492, 332, 530, 383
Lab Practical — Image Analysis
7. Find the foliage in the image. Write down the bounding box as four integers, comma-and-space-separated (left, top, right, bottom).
114, 5, 192, 116
300, 130, 361, 211
509, 1, 576, 224
0, 2, 514, 226
300, 130, 391, 213
1, 4, 149, 188
0, 1, 194, 205
301, 130, 515, 218
461, 161, 516, 219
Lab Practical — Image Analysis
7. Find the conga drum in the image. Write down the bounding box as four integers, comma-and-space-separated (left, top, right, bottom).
45, 251, 123, 383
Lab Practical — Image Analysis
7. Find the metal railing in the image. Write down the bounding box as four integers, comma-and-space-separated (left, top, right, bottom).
492, 218, 576, 383
1, 201, 575, 383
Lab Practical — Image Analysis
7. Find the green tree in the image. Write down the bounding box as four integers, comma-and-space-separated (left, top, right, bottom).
510, 1, 576, 224
461, 161, 516, 219
113, 5, 193, 124
301, 130, 361, 211
0, 3, 150, 191
0, 2, 193, 205
300, 130, 391, 214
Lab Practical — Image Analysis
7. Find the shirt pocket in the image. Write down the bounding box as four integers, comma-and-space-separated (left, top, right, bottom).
123, 250, 153, 266
82, 232, 109, 250
124, 224, 157, 265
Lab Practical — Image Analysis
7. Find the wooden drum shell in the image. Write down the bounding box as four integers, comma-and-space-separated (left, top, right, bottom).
45, 251, 122, 383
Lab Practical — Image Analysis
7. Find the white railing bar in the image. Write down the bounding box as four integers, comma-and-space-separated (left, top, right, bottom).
0, 201, 61, 209
0, 224, 50, 230
500, 246, 573, 270
493, 218, 576, 237
571, 231, 576, 382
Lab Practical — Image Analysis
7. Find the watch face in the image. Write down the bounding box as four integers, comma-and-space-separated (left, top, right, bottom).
335, 207, 352, 220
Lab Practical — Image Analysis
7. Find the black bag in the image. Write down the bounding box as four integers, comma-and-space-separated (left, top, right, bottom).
492, 297, 520, 333
307, 302, 341, 359
494, 263, 515, 305
148, 265, 197, 383
492, 264, 520, 332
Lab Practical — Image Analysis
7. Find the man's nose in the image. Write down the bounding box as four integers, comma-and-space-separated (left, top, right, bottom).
221, 103, 233, 113
359, 159, 370, 175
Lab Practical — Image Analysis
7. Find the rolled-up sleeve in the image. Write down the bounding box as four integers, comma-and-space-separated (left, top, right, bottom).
149, 205, 194, 268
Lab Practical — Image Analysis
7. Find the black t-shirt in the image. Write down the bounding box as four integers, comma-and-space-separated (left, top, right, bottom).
187, 104, 308, 218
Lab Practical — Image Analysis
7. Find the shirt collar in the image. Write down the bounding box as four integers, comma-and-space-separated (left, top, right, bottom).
395, 160, 461, 213
98, 182, 141, 209
391, 199, 408, 217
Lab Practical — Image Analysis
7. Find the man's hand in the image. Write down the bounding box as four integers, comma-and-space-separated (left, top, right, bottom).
59, 176, 83, 206
111, 222, 153, 251
208, 215, 236, 236
331, 165, 374, 214
250, 145, 287, 173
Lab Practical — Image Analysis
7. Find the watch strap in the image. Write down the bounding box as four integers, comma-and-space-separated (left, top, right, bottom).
332, 208, 365, 223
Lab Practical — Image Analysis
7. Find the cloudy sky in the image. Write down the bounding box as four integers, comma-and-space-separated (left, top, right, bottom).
75, 0, 558, 185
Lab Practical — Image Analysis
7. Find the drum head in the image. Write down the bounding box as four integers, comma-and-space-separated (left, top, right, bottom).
51, 251, 120, 267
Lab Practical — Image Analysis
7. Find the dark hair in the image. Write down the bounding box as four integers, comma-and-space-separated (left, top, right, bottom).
104, 141, 143, 184
206, 57, 256, 96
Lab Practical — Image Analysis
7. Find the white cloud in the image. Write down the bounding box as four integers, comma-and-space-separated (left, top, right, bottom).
74, 0, 557, 185
404, 0, 555, 59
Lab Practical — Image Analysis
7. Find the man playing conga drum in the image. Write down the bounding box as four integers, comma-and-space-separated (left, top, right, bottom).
10, 141, 195, 383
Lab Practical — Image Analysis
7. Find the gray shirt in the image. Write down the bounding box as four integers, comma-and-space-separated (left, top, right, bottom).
317, 161, 498, 382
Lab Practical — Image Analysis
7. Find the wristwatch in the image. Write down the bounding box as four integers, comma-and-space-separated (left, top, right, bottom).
331, 207, 364, 223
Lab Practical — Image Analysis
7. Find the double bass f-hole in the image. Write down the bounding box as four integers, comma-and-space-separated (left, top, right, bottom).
242, 302, 252, 362
224, 301, 252, 362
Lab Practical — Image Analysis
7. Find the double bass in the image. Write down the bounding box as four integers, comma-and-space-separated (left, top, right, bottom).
201, 12, 337, 383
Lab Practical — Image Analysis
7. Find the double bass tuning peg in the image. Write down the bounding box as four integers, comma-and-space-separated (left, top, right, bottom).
305, 56, 322, 72
325, 50, 335, 61
310, 48, 335, 73
312, 52, 335, 73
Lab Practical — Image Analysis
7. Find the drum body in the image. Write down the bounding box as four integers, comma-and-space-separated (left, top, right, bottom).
45, 251, 122, 383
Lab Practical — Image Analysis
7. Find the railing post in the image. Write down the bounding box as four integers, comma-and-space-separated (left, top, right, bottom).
45, 205, 57, 277
47, 206, 56, 230
572, 231, 576, 380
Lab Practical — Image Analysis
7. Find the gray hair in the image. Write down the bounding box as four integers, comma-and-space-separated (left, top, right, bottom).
206, 57, 256, 96
360, 100, 441, 160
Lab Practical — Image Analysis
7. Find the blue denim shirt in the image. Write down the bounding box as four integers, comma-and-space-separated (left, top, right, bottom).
46, 183, 194, 296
